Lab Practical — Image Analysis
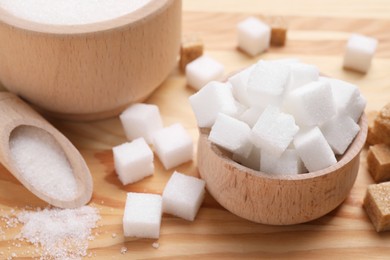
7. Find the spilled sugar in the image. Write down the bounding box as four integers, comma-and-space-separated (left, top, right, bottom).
0, 206, 101, 260
0, 0, 152, 25
0, 206, 100, 259
10, 126, 77, 201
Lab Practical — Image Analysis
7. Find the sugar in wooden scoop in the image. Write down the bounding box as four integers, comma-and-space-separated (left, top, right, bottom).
10, 126, 77, 201
0, 0, 152, 25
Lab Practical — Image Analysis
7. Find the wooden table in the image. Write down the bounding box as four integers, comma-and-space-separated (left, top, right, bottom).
1, 0, 390, 258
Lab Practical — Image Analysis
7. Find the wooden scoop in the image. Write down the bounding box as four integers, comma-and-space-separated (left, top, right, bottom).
197, 114, 368, 225
0, 92, 92, 208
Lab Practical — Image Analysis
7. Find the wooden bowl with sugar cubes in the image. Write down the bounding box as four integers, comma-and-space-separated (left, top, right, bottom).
191, 59, 368, 225
0, 0, 181, 120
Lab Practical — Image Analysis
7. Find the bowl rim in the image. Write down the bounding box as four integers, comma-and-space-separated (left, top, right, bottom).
0, 0, 173, 35
199, 113, 368, 182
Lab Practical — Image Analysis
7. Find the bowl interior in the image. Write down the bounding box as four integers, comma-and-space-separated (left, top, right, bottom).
0, 0, 167, 34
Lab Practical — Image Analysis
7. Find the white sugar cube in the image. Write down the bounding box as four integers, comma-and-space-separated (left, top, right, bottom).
228, 65, 255, 106
233, 145, 261, 171
320, 114, 360, 155
247, 60, 290, 108
286, 63, 319, 91
123, 192, 162, 239
343, 34, 378, 73
251, 105, 299, 157
260, 149, 304, 175
209, 113, 252, 158
153, 123, 193, 170
113, 138, 154, 185
283, 81, 336, 127
119, 103, 163, 144
186, 55, 225, 90
237, 17, 270, 56
189, 81, 238, 128
239, 106, 265, 128
319, 77, 366, 122
162, 171, 206, 221
294, 127, 337, 172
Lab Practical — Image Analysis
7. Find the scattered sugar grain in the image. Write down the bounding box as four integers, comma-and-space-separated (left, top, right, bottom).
0, 0, 152, 25
120, 247, 128, 254
10, 126, 77, 201
16, 206, 100, 260
152, 242, 159, 249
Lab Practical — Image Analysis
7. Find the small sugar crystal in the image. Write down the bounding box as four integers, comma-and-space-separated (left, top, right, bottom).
123, 192, 162, 239
320, 114, 360, 155
247, 60, 290, 108
186, 56, 225, 90
0, 0, 152, 25
209, 113, 252, 158
283, 81, 336, 127
119, 103, 163, 144
343, 34, 378, 73
17, 206, 100, 259
10, 126, 77, 201
251, 105, 299, 157
261, 149, 304, 175
294, 127, 337, 172
237, 17, 271, 56
189, 81, 238, 128
152, 123, 193, 170
162, 171, 205, 221
112, 138, 154, 185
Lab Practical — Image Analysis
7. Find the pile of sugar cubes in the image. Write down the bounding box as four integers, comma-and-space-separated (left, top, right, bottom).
113, 103, 206, 239
190, 59, 366, 174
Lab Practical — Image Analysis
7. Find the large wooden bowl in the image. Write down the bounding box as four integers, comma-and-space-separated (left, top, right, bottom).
0, 0, 181, 120
198, 114, 368, 225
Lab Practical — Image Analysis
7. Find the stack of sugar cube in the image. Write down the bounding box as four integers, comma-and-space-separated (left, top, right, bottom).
190, 59, 366, 174
113, 103, 193, 185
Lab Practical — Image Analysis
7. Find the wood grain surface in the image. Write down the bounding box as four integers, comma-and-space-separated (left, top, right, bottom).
1, 0, 390, 258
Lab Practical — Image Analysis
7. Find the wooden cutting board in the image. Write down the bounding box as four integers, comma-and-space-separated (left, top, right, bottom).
1, 0, 390, 258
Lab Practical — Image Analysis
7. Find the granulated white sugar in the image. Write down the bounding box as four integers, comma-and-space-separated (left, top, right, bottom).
0, 0, 152, 25
16, 206, 100, 260
10, 126, 77, 201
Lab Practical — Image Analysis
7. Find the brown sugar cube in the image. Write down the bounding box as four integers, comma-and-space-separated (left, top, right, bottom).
373, 103, 390, 145
367, 144, 390, 183
179, 36, 204, 72
268, 17, 287, 47
364, 182, 390, 232
367, 111, 381, 145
